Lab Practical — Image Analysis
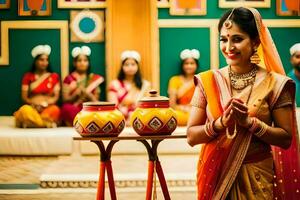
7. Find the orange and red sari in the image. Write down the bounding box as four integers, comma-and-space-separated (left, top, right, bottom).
14, 72, 61, 128
191, 7, 300, 200
193, 67, 300, 200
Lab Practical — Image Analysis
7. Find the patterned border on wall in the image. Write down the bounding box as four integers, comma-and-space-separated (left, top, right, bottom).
40, 179, 196, 188
158, 19, 300, 70
0, 20, 69, 80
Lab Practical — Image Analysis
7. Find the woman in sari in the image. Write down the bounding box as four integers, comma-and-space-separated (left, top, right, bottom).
168, 49, 200, 126
61, 46, 104, 126
187, 7, 300, 200
108, 50, 151, 122
14, 45, 61, 128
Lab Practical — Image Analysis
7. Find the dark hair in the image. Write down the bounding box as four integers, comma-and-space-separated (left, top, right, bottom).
30, 54, 52, 72
180, 58, 199, 76
218, 7, 259, 40
72, 55, 91, 75
117, 58, 143, 89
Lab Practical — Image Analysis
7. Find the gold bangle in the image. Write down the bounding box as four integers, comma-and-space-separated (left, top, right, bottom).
220, 116, 226, 128
254, 120, 268, 138
204, 122, 219, 138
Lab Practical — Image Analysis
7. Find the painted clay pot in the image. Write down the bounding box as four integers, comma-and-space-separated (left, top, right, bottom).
130, 90, 177, 136
74, 102, 125, 137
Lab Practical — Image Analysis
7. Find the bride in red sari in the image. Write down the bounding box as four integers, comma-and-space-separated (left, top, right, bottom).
187, 7, 300, 200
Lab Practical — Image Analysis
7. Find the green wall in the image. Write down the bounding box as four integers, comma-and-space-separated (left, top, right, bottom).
159, 28, 211, 96
0, 0, 300, 114
0, 0, 106, 115
158, 1, 300, 96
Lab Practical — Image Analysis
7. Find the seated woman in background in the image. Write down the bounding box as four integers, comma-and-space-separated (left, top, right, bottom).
61, 46, 104, 126
168, 49, 199, 126
108, 50, 150, 122
14, 45, 61, 128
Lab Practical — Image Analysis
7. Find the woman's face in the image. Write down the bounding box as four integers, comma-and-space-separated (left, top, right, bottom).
182, 58, 197, 76
122, 58, 139, 77
291, 51, 300, 71
35, 54, 49, 71
220, 22, 257, 67
74, 54, 89, 73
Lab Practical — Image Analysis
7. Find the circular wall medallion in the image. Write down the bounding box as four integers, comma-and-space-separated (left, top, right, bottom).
71, 10, 103, 42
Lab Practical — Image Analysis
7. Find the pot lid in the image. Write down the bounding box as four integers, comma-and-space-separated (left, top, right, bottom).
83, 101, 116, 107
139, 90, 169, 102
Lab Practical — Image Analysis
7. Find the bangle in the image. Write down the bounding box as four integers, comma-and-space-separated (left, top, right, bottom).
249, 117, 258, 133
220, 116, 226, 128
254, 120, 268, 138
204, 121, 219, 138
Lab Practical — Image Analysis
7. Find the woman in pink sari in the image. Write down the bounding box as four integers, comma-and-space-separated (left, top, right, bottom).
187, 7, 300, 200
61, 46, 104, 126
14, 45, 61, 128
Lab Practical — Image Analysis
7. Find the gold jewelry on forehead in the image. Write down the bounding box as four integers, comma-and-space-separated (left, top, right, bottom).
224, 8, 235, 29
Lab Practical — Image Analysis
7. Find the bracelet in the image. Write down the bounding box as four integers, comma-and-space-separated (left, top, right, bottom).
254, 120, 268, 138
249, 117, 259, 133
220, 116, 226, 128
204, 121, 219, 138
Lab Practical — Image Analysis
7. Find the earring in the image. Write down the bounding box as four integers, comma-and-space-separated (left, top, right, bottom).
250, 48, 261, 64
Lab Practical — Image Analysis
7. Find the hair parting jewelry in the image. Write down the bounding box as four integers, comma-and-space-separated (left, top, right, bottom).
223, 8, 235, 29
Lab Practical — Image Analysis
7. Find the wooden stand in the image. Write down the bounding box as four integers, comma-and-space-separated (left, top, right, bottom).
74, 134, 186, 200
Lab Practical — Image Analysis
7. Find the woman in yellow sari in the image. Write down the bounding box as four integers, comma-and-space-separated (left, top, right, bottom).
168, 49, 200, 126
187, 7, 300, 200
14, 45, 61, 128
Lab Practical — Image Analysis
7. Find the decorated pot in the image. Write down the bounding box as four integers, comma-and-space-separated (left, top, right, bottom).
73, 102, 125, 137
130, 90, 177, 136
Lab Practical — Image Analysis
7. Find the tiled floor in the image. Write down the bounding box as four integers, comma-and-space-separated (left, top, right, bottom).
0, 154, 198, 199
0, 190, 196, 200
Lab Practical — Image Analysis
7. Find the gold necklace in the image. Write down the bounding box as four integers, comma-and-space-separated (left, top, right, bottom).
226, 65, 257, 139
229, 65, 257, 90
